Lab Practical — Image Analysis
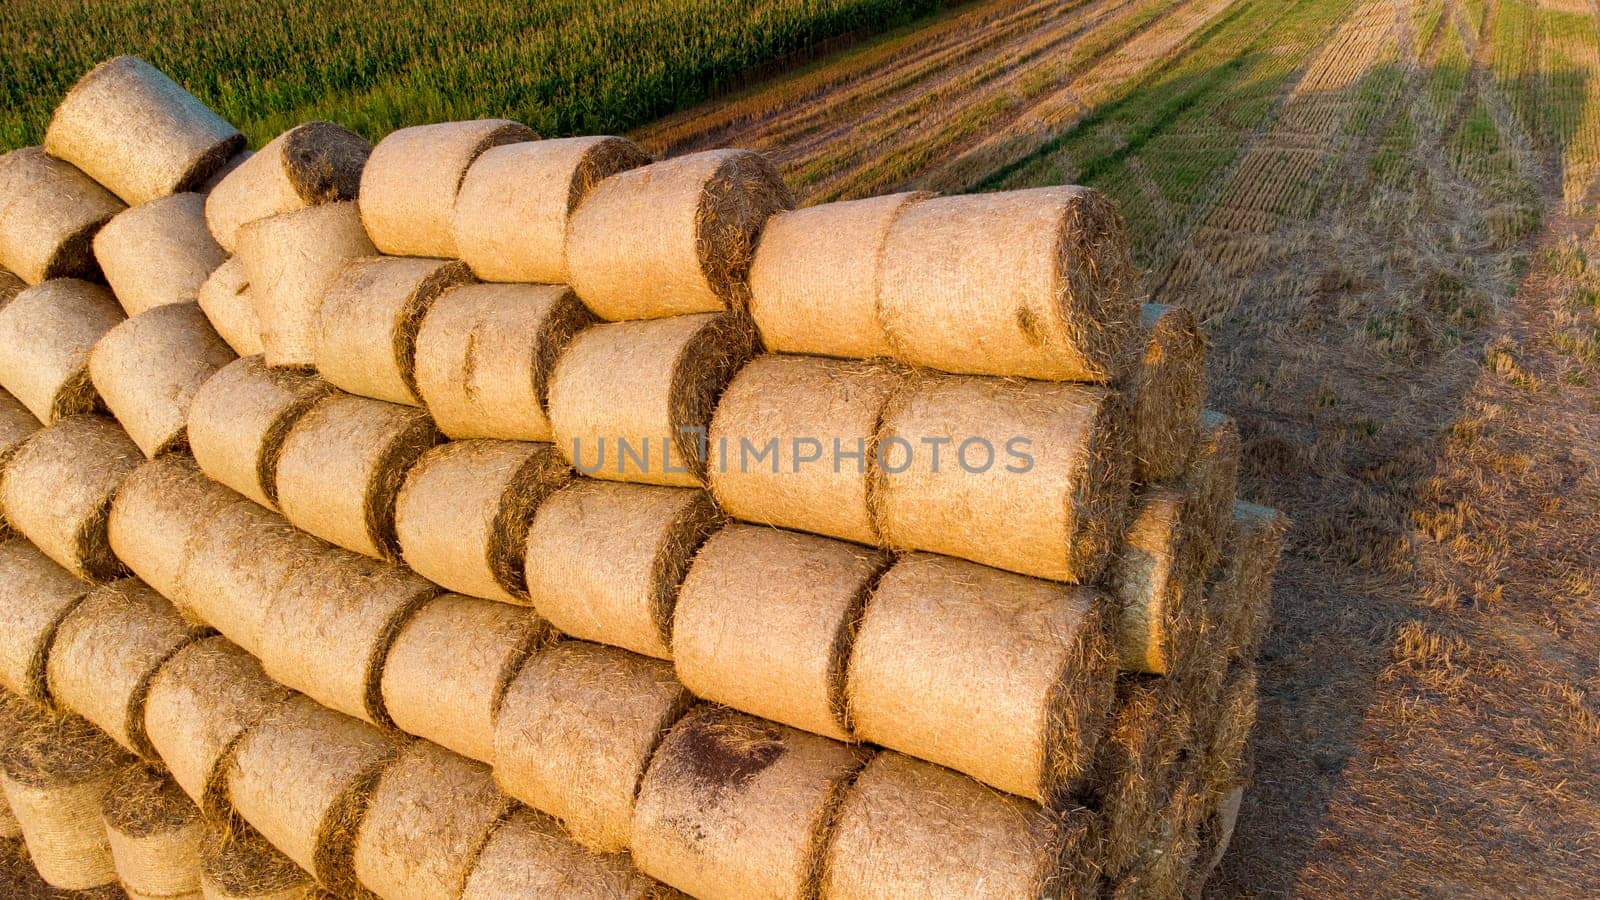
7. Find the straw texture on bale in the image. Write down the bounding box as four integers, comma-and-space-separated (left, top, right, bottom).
316, 256, 474, 405
100, 764, 203, 898
877, 185, 1137, 381
633, 705, 872, 900
1200, 665, 1259, 804
708, 355, 900, 545
524, 480, 720, 659
108, 454, 239, 606
1110, 770, 1202, 900
461, 806, 664, 900
186, 355, 332, 508
380, 593, 548, 763
822, 752, 1099, 900
258, 550, 439, 725
1190, 784, 1245, 893
1211, 500, 1288, 662
199, 822, 314, 900
274, 393, 440, 560
0, 391, 37, 483
1182, 410, 1242, 576
0, 269, 22, 304
0, 695, 26, 841
359, 119, 537, 258
549, 312, 758, 487
413, 282, 594, 441
352, 741, 515, 900
236, 202, 377, 368
0, 540, 91, 701
0, 147, 124, 284
674, 525, 890, 740
0, 279, 124, 424
1088, 677, 1189, 876
206, 122, 372, 253
493, 640, 693, 852
1130, 304, 1204, 482
566, 149, 792, 320
454, 136, 651, 283
94, 193, 227, 316
846, 553, 1116, 802
197, 257, 264, 357
89, 302, 237, 457
747, 191, 930, 359
45, 56, 243, 205
0, 415, 141, 580
1106, 487, 1206, 676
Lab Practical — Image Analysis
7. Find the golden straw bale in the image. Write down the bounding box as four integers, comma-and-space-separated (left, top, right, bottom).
845, 553, 1116, 802
877, 186, 1138, 381
524, 480, 720, 659
273, 393, 440, 560
0, 390, 37, 472
0, 541, 90, 701
462, 806, 669, 900
395, 439, 568, 602
236, 202, 377, 368
94, 193, 227, 315
708, 355, 901, 546
206, 122, 371, 253
0, 279, 124, 424
565, 149, 793, 320
548, 312, 757, 487
1088, 677, 1190, 877
0, 147, 124, 284
359, 120, 537, 259
1109, 768, 1203, 900
1199, 664, 1258, 805
1130, 304, 1204, 482
89, 302, 237, 457
1212, 500, 1288, 663
0, 415, 141, 580
747, 191, 930, 359
100, 764, 203, 899
186, 355, 333, 508
492, 640, 693, 852
196, 257, 263, 357
1106, 487, 1207, 676
454, 136, 650, 283
413, 283, 594, 441
1182, 410, 1242, 575
876, 372, 1132, 583
108, 454, 239, 606
673, 525, 890, 741
199, 821, 315, 900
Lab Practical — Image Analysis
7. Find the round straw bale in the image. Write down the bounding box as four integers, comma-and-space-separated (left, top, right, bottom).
674, 525, 890, 740
1212, 500, 1288, 663
258, 551, 438, 726
0, 540, 91, 701
413, 283, 595, 441
0, 415, 142, 580
1087, 677, 1189, 876
454, 136, 650, 283
461, 806, 667, 900
524, 480, 720, 659
0, 147, 125, 284
492, 640, 693, 852
566, 149, 792, 320
1109, 769, 1202, 900
186, 355, 333, 508
236, 202, 377, 368
878, 185, 1138, 381
316, 256, 473, 405
352, 740, 514, 900
45, 56, 243, 206
877, 373, 1132, 583
707, 355, 900, 546
548, 312, 757, 488
632, 704, 871, 900
101, 764, 203, 898
1182, 410, 1242, 575
0, 279, 124, 424
1130, 304, 1204, 482
1106, 487, 1206, 676
225, 693, 403, 894
90, 302, 237, 457
380, 593, 548, 762
200, 821, 315, 900
748, 191, 930, 359
846, 553, 1116, 802
108, 454, 238, 606
94, 193, 227, 315
1189, 784, 1245, 893
207, 123, 371, 253
197, 257, 264, 357
142, 636, 293, 814
822, 751, 1099, 900
359, 120, 537, 259
0, 694, 29, 841
274, 393, 439, 560
0, 390, 37, 468
198, 147, 252, 191
1200, 665, 1258, 803
395, 440, 568, 603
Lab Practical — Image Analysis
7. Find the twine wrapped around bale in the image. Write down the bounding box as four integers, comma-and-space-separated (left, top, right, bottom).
565, 149, 793, 320
1211, 500, 1289, 662
877, 185, 1138, 381
89, 302, 237, 457
206, 122, 371, 253
45, 56, 243, 205
708, 355, 901, 546
747, 191, 930, 359
199, 821, 315, 900
187, 355, 332, 508
0, 147, 124, 284
1130, 304, 1204, 482
94, 193, 227, 316
462, 806, 668, 900
524, 480, 721, 659
1110, 768, 1202, 900
380, 593, 549, 763
0, 415, 142, 580
197, 257, 263, 357
493, 640, 693, 852
100, 764, 203, 899
1087, 677, 1190, 877
0, 540, 91, 701
454, 136, 651, 283
846, 553, 1116, 803
674, 525, 890, 740
876, 372, 1132, 584
316, 256, 474, 405
1106, 487, 1207, 677
395, 439, 569, 603
360, 119, 537, 258
413, 282, 595, 441
1182, 410, 1242, 576
548, 312, 758, 487
822, 751, 1100, 899
0, 279, 124, 424
632, 704, 872, 900
236, 202, 377, 368
108, 454, 240, 606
